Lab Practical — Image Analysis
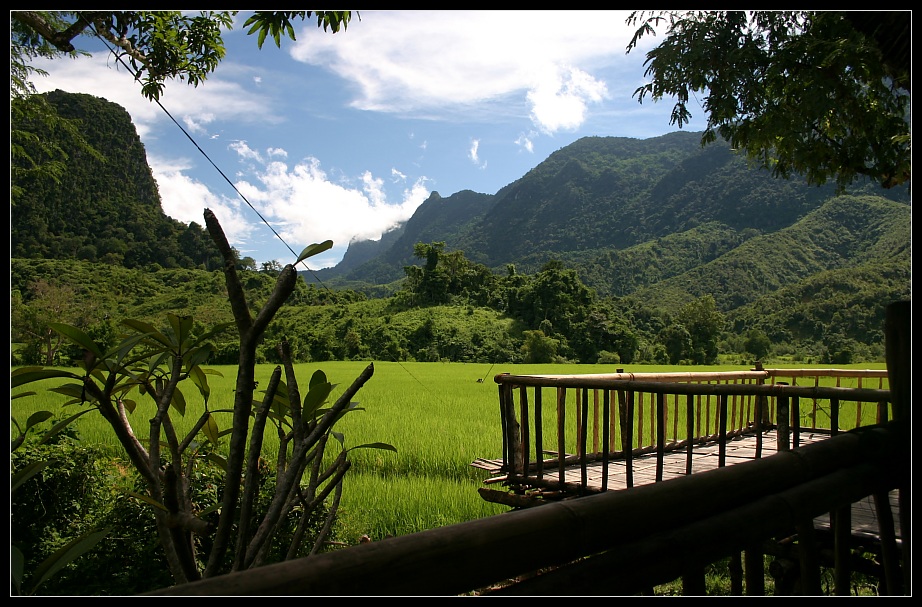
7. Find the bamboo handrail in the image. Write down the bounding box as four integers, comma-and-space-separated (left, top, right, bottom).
491, 370, 892, 497
147, 422, 907, 596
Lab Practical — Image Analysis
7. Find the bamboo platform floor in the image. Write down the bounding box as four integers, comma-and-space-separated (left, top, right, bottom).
473, 430, 901, 545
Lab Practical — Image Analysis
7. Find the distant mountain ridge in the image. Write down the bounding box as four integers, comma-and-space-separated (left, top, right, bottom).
314, 131, 910, 303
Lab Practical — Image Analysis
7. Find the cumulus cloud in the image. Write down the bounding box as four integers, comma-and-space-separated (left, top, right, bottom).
23, 11, 685, 268
231, 152, 429, 267
289, 10, 629, 133
527, 66, 609, 133
148, 155, 253, 244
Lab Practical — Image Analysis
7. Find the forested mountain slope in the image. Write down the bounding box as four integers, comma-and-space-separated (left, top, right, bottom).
11, 90, 222, 269
625, 195, 911, 312
321, 131, 909, 286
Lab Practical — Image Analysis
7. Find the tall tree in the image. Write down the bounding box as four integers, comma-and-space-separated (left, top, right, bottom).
626, 11, 911, 191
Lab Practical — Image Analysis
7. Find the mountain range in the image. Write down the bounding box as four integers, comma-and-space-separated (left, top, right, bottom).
313, 131, 910, 313
11, 91, 912, 353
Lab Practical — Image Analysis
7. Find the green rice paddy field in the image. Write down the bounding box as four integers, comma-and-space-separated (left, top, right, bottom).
11, 361, 888, 544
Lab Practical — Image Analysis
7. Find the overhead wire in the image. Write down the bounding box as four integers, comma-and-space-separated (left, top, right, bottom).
84, 15, 327, 285
83, 16, 435, 390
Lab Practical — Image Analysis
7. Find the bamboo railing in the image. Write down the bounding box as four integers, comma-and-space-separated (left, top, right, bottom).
487, 367, 892, 500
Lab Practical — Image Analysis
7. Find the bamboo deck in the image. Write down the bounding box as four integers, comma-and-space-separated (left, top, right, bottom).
473, 429, 901, 545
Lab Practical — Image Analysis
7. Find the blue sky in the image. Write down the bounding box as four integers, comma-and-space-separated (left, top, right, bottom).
29, 10, 708, 270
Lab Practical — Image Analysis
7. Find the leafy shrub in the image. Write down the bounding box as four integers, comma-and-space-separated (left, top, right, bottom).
11, 428, 333, 594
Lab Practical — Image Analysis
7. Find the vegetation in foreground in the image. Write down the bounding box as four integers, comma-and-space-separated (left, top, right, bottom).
12, 360, 888, 594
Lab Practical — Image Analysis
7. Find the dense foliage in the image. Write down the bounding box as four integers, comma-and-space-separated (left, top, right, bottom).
12, 200, 907, 367
11, 91, 225, 269
626, 11, 911, 191
11, 427, 332, 594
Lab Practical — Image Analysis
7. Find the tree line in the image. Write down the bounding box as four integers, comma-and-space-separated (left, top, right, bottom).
13, 238, 883, 370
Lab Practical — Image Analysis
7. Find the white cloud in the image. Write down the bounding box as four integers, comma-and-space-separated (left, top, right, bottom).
148, 155, 253, 243
30, 53, 281, 142
515, 134, 535, 154
469, 139, 481, 165
289, 10, 633, 133
22, 11, 685, 269
527, 66, 609, 133
229, 141, 264, 163
232, 155, 429, 263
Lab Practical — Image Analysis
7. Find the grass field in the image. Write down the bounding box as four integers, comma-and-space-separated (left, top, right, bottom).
11, 360, 889, 543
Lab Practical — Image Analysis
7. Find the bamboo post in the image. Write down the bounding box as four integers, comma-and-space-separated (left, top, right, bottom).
884, 300, 910, 595
744, 548, 765, 595
535, 388, 544, 480
593, 389, 600, 455
729, 552, 743, 595
557, 387, 566, 487
685, 393, 694, 475
874, 490, 902, 595
580, 387, 589, 492
498, 380, 513, 475
601, 389, 610, 491
655, 392, 665, 482
795, 519, 822, 595
718, 394, 728, 468
682, 567, 705, 595
832, 505, 851, 596
776, 384, 790, 453
519, 386, 529, 481
624, 391, 634, 489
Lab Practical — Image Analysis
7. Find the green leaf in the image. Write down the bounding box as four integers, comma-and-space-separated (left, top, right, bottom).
11, 368, 80, 389
198, 502, 222, 517
302, 380, 333, 418
39, 409, 96, 445
119, 399, 138, 414
170, 386, 187, 417
28, 528, 111, 594
184, 345, 213, 371
25, 410, 54, 430
122, 318, 173, 350
109, 330, 155, 363
11, 545, 24, 595
128, 492, 169, 512
349, 442, 398, 454
310, 369, 328, 387
48, 322, 104, 361
49, 383, 89, 400
11, 390, 36, 400
204, 451, 227, 472
188, 365, 211, 405
167, 313, 193, 349
296, 240, 334, 264
203, 413, 220, 444
11, 459, 55, 493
